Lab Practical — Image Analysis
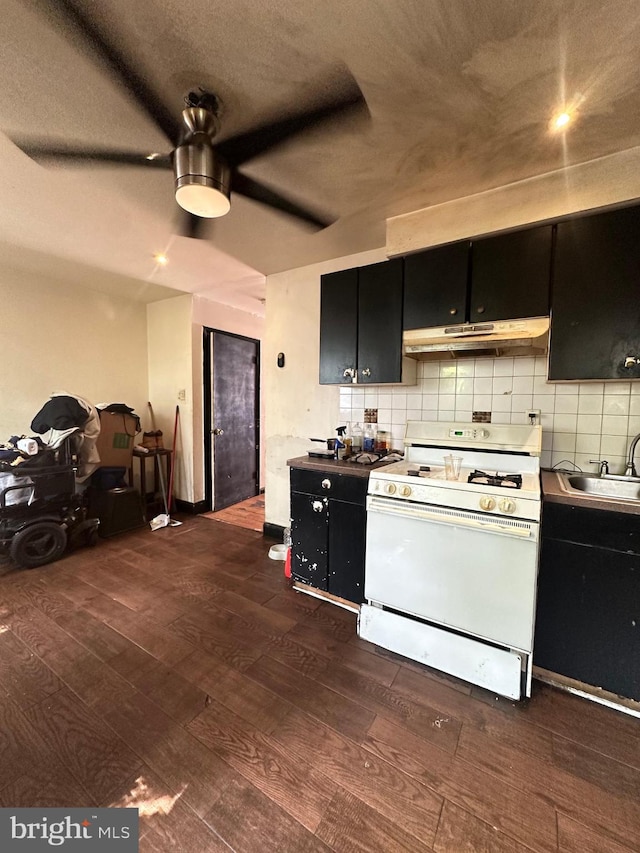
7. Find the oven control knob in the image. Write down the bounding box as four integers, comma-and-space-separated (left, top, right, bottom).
399, 485, 412, 497
385, 483, 397, 495
479, 496, 496, 511
499, 498, 516, 514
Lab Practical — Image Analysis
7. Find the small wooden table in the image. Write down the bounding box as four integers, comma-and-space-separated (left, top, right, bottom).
129, 447, 172, 508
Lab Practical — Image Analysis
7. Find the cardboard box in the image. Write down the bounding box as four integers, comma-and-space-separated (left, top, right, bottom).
95, 411, 139, 467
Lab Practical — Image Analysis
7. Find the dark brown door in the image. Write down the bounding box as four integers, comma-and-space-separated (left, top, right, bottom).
207, 330, 260, 510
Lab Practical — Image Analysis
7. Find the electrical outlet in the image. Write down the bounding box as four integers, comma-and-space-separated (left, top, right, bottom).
527, 409, 541, 424
177, 389, 186, 401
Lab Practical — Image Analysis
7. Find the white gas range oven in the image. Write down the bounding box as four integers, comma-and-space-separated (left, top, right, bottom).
359, 420, 542, 700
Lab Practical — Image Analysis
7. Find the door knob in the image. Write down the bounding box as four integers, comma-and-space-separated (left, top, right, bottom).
212, 428, 224, 435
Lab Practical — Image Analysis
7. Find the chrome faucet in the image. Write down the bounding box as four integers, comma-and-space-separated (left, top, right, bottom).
589, 459, 609, 476
624, 433, 640, 477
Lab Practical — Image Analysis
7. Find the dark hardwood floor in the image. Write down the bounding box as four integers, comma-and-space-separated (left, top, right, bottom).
0, 516, 638, 852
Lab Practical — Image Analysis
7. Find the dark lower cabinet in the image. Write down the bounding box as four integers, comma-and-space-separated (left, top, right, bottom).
290, 490, 329, 590
290, 467, 367, 604
327, 499, 367, 603
534, 501, 640, 702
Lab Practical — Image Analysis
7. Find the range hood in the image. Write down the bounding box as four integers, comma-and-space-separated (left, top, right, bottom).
403, 316, 549, 360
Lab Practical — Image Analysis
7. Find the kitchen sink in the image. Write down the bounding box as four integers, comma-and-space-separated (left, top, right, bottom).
558, 472, 640, 502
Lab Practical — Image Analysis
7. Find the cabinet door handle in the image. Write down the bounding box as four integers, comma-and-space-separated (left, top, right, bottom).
312, 500, 325, 513
361, 368, 371, 377
624, 356, 640, 368
343, 367, 356, 379
449, 308, 458, 315
476, 305, 485, 314
321, 478, 331, 490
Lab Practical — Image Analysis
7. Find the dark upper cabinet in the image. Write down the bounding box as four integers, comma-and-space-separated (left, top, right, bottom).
403, 242, 469, 329
549, 204, 640, 381
403, 226, 552, 330
319, 258, 404, 384
319, 267, 358, 385
470, 226, 552, 323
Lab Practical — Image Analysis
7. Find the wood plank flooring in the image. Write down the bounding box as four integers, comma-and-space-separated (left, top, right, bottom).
0, 516, 638, 852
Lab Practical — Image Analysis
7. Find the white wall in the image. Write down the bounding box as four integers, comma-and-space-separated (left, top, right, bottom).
146, 294, 194, 502
265, 248, 387, 527
0, 264, 149, 440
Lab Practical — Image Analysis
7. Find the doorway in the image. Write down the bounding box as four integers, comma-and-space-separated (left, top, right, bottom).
203, 328, 260, 512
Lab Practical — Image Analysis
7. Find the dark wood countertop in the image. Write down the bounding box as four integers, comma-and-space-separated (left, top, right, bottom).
287, 455, 396, 478
541, 469, 640, 516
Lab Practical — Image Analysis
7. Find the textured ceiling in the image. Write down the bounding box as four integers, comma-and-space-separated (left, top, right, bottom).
2, 0, 640, 313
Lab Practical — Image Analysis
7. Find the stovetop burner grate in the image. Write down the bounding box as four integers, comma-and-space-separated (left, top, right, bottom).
467, 470, 523, 489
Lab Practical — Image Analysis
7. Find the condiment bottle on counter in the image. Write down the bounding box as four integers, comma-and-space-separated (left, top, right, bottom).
343, 422, 353, 458
351, 422, 363, 453
375, 429, 390, 452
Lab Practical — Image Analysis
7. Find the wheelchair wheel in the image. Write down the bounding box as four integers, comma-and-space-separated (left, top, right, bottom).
10, 522, 67, 569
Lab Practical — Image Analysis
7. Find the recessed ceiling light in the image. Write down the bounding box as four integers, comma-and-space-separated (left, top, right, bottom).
153, 253, 169, 266
553, 111, 572, 130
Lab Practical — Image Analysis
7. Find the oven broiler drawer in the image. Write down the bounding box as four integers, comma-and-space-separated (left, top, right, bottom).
359, 605, 527, 700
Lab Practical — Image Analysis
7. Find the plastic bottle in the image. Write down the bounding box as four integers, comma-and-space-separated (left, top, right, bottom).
343, 422, 353, 458
363, 422, 376, 452
351, 422, 363, 453
335, 426, 347, 459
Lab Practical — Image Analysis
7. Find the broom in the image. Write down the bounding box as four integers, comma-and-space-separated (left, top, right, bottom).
148, 402, 182, 529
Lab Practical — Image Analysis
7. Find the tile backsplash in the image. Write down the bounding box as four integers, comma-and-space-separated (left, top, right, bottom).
339, 356, 640, 473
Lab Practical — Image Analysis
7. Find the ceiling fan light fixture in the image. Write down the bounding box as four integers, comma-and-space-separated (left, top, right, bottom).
174, 140, 231, 218
175, 182, 230, 218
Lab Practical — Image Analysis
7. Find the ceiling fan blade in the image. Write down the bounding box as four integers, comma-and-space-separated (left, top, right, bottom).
52, 0, 180, 144
12, 139, 172, 168
217, 76, 368, 167
175, 209, 210, 239
232, 172, 333, 229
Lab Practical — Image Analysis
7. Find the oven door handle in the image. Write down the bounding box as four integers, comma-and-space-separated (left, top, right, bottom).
366, 495, 537, 538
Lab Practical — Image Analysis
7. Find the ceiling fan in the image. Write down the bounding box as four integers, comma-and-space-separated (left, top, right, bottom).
10, 1, 368, 238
